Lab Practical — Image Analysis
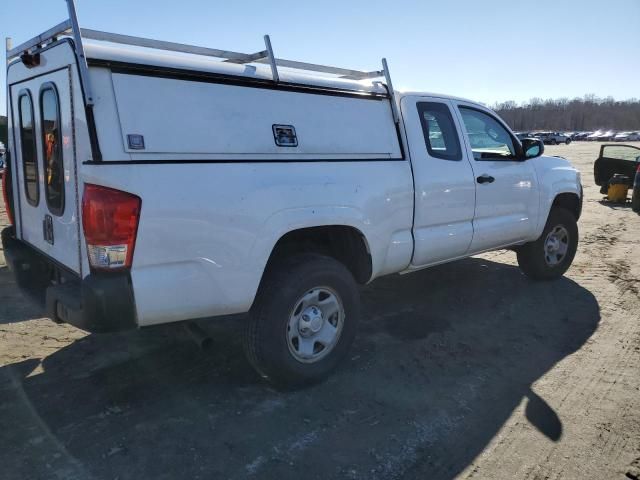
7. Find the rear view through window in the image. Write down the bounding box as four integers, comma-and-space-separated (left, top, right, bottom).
40, 84, 64, 215
18, 92, 39, 206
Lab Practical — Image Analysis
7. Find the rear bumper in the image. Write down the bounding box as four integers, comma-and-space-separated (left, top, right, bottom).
2, 226, 138, 333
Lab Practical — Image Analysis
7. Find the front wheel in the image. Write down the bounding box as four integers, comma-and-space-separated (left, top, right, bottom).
244, 253, 360, 387
565, 138, 572, 145
517, 207, 578, 280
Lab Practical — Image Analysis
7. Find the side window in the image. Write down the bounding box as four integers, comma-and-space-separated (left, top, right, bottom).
18, 92, 39, 206
417, 102, 462, 161
459, 107, 518, 161
40, 84, 65, 215
601, 145, 640, 162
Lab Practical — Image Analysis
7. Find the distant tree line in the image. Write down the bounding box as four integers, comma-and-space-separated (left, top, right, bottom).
494, 95, 640, 132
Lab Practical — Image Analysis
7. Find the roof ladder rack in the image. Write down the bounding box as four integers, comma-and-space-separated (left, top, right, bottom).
5, 0, 400, 122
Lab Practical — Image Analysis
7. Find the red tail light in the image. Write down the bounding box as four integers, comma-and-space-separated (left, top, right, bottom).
82, 184, 141, 270
2, 167, 14, 226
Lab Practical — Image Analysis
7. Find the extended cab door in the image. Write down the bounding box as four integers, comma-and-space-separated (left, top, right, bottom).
401, 96, 476, 266
9, 67, 81, 274
452, 102, 539, 252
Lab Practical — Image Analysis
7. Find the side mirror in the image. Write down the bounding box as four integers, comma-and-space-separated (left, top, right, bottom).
521, 138, 544, 159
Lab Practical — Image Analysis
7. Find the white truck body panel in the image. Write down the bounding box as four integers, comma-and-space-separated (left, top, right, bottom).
82, 161, 414, 325
110, 73, 400, 158
400, 95, 476, 266
452, 100, 541, 253
5, 38, 582, 329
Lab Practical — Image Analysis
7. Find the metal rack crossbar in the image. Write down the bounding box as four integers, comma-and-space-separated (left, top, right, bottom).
5, 0, 400, 122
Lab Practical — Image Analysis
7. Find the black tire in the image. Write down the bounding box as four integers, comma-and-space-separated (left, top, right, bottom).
565, 138, 571, 145
517, 207, 578, 281
244, 253, 360, 387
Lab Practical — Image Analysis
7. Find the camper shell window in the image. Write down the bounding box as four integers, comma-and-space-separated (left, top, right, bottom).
18, 91, 39, 206
40, 83, 65, 215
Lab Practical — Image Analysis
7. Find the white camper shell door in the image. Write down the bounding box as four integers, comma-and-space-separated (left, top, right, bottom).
10, 67, 81, 274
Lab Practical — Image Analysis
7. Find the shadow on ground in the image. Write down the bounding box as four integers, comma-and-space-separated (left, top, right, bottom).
0, 257, 600, 480
0, 266, 43, 324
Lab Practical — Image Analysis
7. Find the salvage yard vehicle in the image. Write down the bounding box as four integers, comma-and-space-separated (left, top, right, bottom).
2, 1, 583, 386
587, 130, 603, 141
594, 144, 640, 193
597, 130, 617, 141
613, 131, 640, 142
536, 132, 572, 145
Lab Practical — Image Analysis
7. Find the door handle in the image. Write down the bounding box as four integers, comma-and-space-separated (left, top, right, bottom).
477, 174, 495, 184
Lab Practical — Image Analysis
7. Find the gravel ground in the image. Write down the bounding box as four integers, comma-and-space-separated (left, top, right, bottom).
0, 142, 639, 480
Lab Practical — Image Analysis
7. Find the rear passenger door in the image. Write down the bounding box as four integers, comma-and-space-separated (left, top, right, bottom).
453, 102, 539, 252
401, 96, 476, 266
9, 68, 81, 274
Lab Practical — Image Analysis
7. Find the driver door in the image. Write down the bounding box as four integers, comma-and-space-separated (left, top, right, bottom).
453, 101, 540, 252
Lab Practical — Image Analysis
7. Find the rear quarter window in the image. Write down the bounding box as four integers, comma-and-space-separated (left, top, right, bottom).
417, 102, 462, 161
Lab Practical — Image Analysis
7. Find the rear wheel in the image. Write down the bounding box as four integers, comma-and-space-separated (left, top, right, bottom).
565, 138, 571, 145
517, 207, 578, 280
244, 253, 360, 387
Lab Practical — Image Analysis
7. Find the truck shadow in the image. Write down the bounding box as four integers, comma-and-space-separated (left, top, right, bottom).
0, 265, 44, 324
0, 257, 600, 480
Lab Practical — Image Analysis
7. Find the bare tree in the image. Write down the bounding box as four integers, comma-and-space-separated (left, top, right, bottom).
494, 96, 640, 131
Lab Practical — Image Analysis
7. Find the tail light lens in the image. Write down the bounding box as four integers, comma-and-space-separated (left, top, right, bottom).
82, 184, 141, 270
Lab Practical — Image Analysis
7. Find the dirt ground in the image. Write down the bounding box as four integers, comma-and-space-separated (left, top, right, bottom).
0, 142, 639, 480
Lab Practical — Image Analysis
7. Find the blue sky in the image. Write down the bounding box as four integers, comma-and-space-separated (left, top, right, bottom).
2, 0, 639, 115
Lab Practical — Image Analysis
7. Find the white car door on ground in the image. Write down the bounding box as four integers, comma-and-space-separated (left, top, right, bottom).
453, 102, 540, 253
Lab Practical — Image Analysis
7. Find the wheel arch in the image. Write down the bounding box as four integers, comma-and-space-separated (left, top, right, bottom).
551, 191, 582, 220
262, 225, 373, 285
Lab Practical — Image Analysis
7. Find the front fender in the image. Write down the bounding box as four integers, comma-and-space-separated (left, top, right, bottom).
532, 155, 582, 236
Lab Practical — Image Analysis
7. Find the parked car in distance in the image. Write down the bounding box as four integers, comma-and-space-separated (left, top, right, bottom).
587, 130, 603, 141
573, 131, 593, 141
597, 130, 616, 141
594, 144, 640, 193
537, 132, 572, 145
0, 153, 5, 178
515, 132, 534, 140
614, 131, 640, 142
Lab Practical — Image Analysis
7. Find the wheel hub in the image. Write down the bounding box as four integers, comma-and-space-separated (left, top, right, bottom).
546, 236, 560, 253
299, 306, 324, 336
544, 225, 569, 266
286, 287, 345, 364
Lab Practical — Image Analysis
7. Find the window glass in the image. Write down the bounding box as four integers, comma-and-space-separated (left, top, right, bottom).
40, 85, 64, 214
602, 145, 640, 162
417, 102, 462, 161
19, 93, 39, 205
459, 107, 517, 161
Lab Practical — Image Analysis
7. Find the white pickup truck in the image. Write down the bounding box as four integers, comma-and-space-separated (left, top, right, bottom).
3, 4, 582, 386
